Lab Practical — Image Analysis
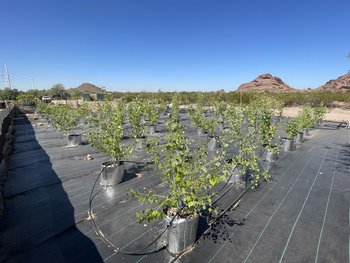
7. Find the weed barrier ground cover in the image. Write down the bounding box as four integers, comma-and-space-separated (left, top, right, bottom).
0, 111, 348, 263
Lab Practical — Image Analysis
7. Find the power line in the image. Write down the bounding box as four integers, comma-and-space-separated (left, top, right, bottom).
3, 64, 11, 89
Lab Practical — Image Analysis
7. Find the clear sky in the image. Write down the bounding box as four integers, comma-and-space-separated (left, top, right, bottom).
1, 0, 349, 92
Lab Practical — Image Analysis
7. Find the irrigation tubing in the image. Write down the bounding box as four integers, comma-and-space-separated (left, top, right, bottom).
87, 161, 175, 256
86, 119, 293, 257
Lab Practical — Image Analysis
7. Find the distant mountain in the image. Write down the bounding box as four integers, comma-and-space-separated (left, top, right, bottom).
317, 73, 350, 92
237, 73, 295, 92
68, 83, 104, 94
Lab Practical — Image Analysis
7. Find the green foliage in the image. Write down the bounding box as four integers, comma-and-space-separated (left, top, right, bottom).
76, 101, 90, 120
49, 84, 70, 100
16, 93, 37, 106
285, 118, 299, 140
314, 102, 327, 120
297, 105, 315, 130
131, 116, 225, 223
49, 104, 79, 134
128, 97, 146, 138
0, 88, 21, 101
144, 99, 159, 126
86, 101, 131, 161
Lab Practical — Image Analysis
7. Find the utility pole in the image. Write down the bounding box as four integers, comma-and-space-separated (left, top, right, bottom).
31, 78, 35, 90
3, 64, 11, 89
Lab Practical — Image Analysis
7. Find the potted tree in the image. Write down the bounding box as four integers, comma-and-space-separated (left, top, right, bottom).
128, 97, 147, 150
298, 105, 314, 137
144, 99, 159, 135
49, 104, 82, 147
86, 101, 131, 186
223, 103, 270, 188
254, 95, 281, 163
314, 102, 326, 126
213, 96, 227, 130
131, 115, 224, 255
284, 118, 299, 151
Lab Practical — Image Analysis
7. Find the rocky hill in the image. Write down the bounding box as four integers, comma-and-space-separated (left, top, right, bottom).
68, 83, 104, 94
317, 73, 350, 92
237, 73, 295, 92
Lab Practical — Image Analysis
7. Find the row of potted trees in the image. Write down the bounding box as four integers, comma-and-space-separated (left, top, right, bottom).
284, 104, 326, 151
35, 97, 326, 255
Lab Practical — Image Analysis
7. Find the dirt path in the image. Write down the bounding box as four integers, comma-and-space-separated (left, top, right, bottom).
283, 106, 350, 122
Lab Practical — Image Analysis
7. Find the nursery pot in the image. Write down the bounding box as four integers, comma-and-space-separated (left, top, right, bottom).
148, 125, 156, 135
208, 137, 220, 151
295, 132, 303, 144
165, 215, 199, 255
67, 134, 82, 147
229, 165, 245, 188
100, 161, 124, 186
302, 128, 310, 136
136, 137, 146, 150
266, 147, 278, 163
283, 139, 294, 152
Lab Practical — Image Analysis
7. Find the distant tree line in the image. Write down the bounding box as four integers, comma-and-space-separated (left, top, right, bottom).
0, 83, 71, 101
1, 84, 349, 108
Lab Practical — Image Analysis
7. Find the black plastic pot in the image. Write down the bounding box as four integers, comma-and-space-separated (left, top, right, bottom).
165, 215, 199, 255
100, 161, 124, 186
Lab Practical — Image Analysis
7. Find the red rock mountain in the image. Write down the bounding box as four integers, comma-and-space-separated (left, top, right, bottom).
317, 72, 350, 92
237, 73, 294, 92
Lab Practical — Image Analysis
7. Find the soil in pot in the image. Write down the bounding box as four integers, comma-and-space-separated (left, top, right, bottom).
165, 214, 199, 255
67, 134, 82, 147
100, 161, 124, 186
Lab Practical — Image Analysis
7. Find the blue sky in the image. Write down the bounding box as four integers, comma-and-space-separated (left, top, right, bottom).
1, 0, 349, 92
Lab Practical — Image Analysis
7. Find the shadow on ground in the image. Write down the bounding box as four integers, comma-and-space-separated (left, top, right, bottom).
0, 111, 103, 262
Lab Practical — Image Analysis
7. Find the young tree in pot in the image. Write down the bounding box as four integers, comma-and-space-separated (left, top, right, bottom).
50, 104, 82, 147
36, 101, 53, 124
284, 118, 299, 151
223, 103, 269, 188
298, 105, 315, 136
128, 97, 147, 150
131, 116, 224, 254
201, 117, 220, 151
189, 106, 204, 135
213, 95, 227, 130
144, 99, 159, 135
76, 101, 90, 126
86, 101, 131, 186
314, 102, 326, 126
254, 95, 280, 162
